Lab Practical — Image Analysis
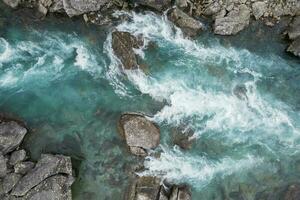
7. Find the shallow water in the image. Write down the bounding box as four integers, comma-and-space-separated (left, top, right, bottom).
1, 4, 300, 200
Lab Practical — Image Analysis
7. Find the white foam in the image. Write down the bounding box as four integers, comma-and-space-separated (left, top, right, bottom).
138, 146, 263, 187
0, 38, 13, 63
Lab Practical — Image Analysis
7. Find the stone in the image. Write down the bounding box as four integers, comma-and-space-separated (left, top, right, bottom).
202, 0, 222, 16
287, 37, 300, 57
49, 0, 64, 12
170, 185, 191, 200
21, 175, 74, 200
128, 176, 161, 200
135, 0, 172, 12
2, 0, 21, 8
252, 1, 267, 20
284, 184, 300, 200
172, 128, 195, 150
0, 154, 7, 178
112, 31, 143, 70
2, 173, 22, 194
214, 4, 251, 35
118, 113, 160, 156
9, 150, 26, 166
11, 154, 72, 196
167, 7, 204, 37
63, 0, 109, 17
287, 16, 300, 40
14, 161, 35, 175
0, 121, 27, 155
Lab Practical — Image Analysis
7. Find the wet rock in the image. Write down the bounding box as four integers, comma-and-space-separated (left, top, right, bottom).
118, 113, 160, 156
0, 121, 27, 155
167, 7, 204, 37
0, 154, 7, 178
21, 174, 74, 200
14, 161, 35, 175
9, 150, 26, 166
170, 185, 191, 200
63, 0, 109, 17
112, 31, 143, 70
11, 154, 72, 196
214, 4, 250, 35
49, 0, 65, 12
202, 0, 222, 16
286, 16, 300, 40
252, 1, 267, 20
284, 184, 300, 200
172, 127, 195, 150
2, 173, 22, 194
2, 0, 21, 8
135, 0, 172, 12
233, 84, 248, 100
287, 37, 300, 57
127, 176, 161, 200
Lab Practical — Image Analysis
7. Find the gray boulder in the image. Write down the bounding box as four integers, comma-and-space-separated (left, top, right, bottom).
170, 185, 191, 200
0, 121, 27, 155
167, 7, 204, 37
14, 161, 35, 175
112, 31, 143, 70
118, 113, 160, 156
287, 16, 300, 40
11, 154, 72, 197
2, 173, 22, 194
135, 0, 172, 12
2, 0, 21, 8
287, 37, 300, 57
63, 0, 109, 17
214, 4, 250, 35
252, 1, 267, 20
9, 150, 26, 166
0, 154, 7, 178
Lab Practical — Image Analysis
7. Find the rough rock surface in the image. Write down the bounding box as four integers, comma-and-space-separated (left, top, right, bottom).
214, 4, 250, 35
14, 161, 35, 175
135, 0, 172, 12
287, 37, 300, 57
0, 121, 27, 155
112, 31, 143, 70
2, 173, 22, 194
2, 0, 21, 8
287, 16, 300, 40
167, 7, 204, 37
169, 186, 191, 200
9, 150, 26, 166
284, 184, 300, 200
11, 154, 72, 196
118, 113, 160, 156
0, 154, 7, 178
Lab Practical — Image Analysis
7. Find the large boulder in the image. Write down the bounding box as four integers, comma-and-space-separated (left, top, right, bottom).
118, 113, 160, 156
287, 37, 300, 57
112, 31, 143, 70
2, 173, 22, 194
214, 4, 250, 35
11, 154, 72, 196
135, 0, 172, 12
167, 7, 204, 37
0, 121, 27, 155
63, 0, 109, 17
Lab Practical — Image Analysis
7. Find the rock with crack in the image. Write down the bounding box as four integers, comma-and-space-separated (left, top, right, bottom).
118, 113, 160, 156
135, 0, 172, 12
11, 154, 72, 197
214, 4, 250, 35
0, 121, 27, 155
112, 31, 143, 70
167, 7, 204, 37
0, 154, 7, 178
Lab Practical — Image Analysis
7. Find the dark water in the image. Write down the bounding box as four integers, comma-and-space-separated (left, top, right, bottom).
1, 4, 300, 200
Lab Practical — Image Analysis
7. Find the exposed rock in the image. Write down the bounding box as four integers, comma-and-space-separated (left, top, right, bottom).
0, 121, 27, 155
0, 154, 7, 178
49, 0, 65, 12
284, 184, 300, 200
118, 113, 160, 156
252, 1, 267, 20
287, 37, 300, 57
9, 150, 26, 166
167, 7, 204, 37
214, 4, 250, 35
20, 174, 74, 200
287, 16, 300, 40
2, 0, 21, 8
14, 161, 35, 175
135, 0, 172, 12
2, 173, 22, 194
172, 128, 195, 150
63, 0, 109, 17
170, 185, 191, 200
202, 0, 222, 16
11, 154, 72, 196
127, 176, 161, 200
112, 31, 143, 70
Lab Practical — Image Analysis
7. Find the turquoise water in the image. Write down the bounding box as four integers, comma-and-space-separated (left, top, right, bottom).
1, 5, 300, 200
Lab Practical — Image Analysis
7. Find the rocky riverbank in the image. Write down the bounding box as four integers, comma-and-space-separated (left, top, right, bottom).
0, 118, 74, 199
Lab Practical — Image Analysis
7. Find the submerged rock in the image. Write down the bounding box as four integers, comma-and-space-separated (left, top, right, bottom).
214, 4, 250, 35
252, 2, 267, 20
118, 113, 160, 156
284, 184, 300, 200
11, 154, 72, 196
112, 31, 143, 70
0, 121, 27, 155
170, 185, 191, 200
167, 7, 204, 37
